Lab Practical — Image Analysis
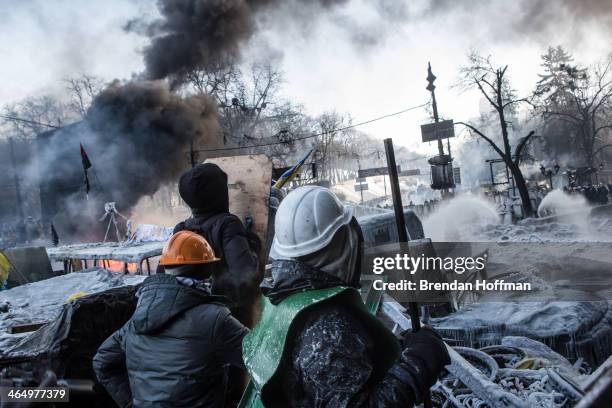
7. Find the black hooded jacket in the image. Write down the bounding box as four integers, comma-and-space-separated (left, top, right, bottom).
173, 163, 261, 309
92, 274, 248, 408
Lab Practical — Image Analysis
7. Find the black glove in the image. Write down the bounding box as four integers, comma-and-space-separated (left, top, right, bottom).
396, 326, 450, 401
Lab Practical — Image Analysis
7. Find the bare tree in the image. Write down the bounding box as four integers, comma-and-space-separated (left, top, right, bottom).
186, 62, 285, 145
2, 96, 70, 140
457, 52, 536, 216
64, 74, 105, 117
535, 54, 612, 169
312, 112, 357, 184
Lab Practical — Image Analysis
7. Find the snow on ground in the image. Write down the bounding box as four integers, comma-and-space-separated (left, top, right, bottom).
419, 193, 612, 370
0, 269, 144, 352
420, 191, 612, 243
332, 175, 437, 204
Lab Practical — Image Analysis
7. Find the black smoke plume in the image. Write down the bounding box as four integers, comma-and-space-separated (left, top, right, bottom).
37, 81, 221, 241
136, 0, 347, 83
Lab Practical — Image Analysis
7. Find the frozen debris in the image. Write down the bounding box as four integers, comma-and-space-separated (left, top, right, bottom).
381, 298, 588, 407
46, 241, 165, 265
126, 223, 173, 243
0, 268, 144, 354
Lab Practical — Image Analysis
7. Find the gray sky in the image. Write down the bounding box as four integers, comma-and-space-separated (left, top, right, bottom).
1, 0, 610, 157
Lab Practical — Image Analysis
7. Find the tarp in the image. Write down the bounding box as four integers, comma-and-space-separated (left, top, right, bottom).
0, 251, 10, 286
3, 246, 55, 287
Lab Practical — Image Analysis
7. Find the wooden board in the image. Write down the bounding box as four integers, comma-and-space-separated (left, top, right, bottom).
205, 155, 272, 257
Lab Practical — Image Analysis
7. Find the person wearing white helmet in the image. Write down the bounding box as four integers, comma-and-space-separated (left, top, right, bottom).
242, 185, 450, 407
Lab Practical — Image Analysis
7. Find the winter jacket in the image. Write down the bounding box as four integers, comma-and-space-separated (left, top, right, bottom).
281, 302, 419, 407
92, 274, 248, 408
173, 163, 261, 314
173, 211, 260, 307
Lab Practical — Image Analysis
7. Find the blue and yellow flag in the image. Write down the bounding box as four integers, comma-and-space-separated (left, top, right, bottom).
273, 148, 314, 189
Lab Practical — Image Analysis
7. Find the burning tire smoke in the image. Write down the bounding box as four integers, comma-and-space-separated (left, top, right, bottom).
86, 80, 221, 208
38, 81, 221, 241
39, 0, 352, 241
135, 0, 348, 84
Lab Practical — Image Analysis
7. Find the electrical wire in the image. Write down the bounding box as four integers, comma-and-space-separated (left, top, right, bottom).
0, 114, 60, 129
194, 102, 429, 152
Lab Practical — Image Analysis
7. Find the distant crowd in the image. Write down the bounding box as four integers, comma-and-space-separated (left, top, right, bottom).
564, 184, 610, 205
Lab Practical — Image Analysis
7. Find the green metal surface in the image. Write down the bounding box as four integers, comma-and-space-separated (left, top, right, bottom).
243, 287, 347, 389
239, 280, 393, 407
240, 287, 347, 407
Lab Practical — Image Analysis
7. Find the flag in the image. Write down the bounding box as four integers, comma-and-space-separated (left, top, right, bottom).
80, 143, 92, 170
51, 223, 59, 246
274, 148, 314, 189
80, 143, 92, 194
84, 172, 91, 195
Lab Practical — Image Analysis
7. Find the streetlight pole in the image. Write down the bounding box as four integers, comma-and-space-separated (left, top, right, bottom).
357, 159, 364, 204
540, 164, 560, 190
426, 63, 444, 157
426, 63, 453, 198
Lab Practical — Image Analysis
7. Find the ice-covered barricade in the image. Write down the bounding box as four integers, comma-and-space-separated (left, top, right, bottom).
0, 268, 144, 354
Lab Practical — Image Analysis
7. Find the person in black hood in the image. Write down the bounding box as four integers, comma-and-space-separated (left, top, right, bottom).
93, 231, 248, 408
172, 163, 261, 328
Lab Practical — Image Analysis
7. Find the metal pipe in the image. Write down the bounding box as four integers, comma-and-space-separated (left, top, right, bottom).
384, 138, 433, 407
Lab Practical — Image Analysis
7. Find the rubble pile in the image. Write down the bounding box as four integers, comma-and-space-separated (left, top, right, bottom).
432, 337, 588, 407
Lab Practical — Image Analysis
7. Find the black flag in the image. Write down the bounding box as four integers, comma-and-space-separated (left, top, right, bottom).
80, 143, 92, 169
80, 143, 92, 194
51, 223, 59, 246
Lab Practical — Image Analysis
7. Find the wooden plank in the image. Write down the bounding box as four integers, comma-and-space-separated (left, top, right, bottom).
6, 322, 48, 334
205, 155, 272, 261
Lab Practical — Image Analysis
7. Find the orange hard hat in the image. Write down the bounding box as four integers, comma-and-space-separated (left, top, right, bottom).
159, 230, 220, 266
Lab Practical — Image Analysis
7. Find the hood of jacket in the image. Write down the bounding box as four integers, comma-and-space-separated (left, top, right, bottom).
132, 273, 222, 334
179, 163, 229, 213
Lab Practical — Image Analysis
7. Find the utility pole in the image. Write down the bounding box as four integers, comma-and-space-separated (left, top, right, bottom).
8, 138, 25, 221
426, 62, 453, 197
357, 159, 364, 204
384, 137, 432, 408
427, 63, 444, 157
189, 138, 197, 168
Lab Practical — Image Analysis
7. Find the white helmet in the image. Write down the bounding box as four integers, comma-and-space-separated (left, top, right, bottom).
271, 186, 354, 258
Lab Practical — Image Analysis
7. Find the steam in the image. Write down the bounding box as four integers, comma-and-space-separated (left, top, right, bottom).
537, 189, 590, 218
423, 195, 500, 241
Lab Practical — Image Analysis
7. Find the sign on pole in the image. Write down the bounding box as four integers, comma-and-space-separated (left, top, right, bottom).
358, 166, 400, 178
421, 119, 455, 143
453, 167, 461, 184
399, 169, 421, 177
354, 183, 369, 192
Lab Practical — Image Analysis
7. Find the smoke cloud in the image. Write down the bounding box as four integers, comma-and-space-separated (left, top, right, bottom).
37, 81, 221, 240
422, 0, 612, 43
86, 80, 221, 206
133, 0, 348, 83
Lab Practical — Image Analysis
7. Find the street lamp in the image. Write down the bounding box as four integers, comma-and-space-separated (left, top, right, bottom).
540, 163, 560, 190
596, 163, 605, 184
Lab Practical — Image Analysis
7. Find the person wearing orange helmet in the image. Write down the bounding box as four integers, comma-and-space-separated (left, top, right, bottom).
93, 231, 248, 408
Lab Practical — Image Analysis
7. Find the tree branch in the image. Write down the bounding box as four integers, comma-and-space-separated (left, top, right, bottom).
456, 121, 506, 159
513, 131, 536, 166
